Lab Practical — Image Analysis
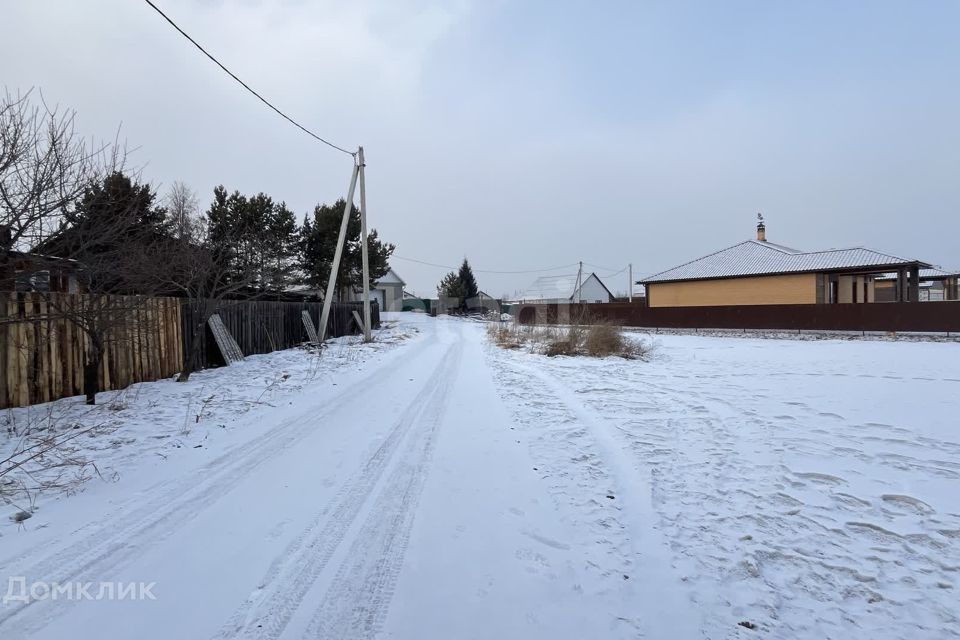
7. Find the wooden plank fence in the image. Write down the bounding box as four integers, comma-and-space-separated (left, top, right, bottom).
0, 292, 183, 409
1, 293, 381, 408
181, 299, 379, 369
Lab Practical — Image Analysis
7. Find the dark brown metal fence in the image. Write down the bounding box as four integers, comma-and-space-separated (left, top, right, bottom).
515, 301, 960, 333
181, 299, 380, 368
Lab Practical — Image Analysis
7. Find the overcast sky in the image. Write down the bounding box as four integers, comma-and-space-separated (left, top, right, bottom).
4, 0, 959, 297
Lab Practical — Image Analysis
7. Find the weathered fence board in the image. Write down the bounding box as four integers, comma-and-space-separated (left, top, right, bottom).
208, 313, 245, 364
302, 310, 319, 344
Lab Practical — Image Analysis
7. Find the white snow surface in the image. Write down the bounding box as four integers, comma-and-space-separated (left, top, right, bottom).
1, 313, 958, 639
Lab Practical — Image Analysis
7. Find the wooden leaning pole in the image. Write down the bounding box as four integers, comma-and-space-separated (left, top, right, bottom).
317, 148, 374, 343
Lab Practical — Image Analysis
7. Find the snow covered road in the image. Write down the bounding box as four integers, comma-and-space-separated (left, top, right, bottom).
2, 314, 958, 639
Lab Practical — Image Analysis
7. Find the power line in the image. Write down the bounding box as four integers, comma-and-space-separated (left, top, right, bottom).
143, 0, 355, 157
583, 261, 621, 273
595, 265, 627, 277
392, 255, 580, 275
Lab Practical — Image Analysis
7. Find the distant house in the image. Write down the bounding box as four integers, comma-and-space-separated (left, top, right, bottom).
639, 220, 932, 307
466, 290, 501, 313
875, 268, 960, 302
352, 267, 405, 312
0, 251, 81, 294
516, 273, 613, 304
1, 225, 81, 293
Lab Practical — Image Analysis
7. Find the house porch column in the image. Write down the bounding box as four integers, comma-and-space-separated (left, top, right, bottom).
908, 264, 921, 302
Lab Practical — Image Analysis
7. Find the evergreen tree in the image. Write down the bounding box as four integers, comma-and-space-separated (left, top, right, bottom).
299, 198, 395, 300
265, 201, 299, 291
204, 187, 303, 293
66, 171, 168, 234
437, 270, 464, 301
206, 186, 250, 286
45, 170, 168, 292
437, 258, 480, 312
458, 258, 479, 301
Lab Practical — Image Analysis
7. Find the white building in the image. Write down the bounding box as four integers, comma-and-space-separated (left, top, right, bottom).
362, 267, 405, 311
515, 273, 613, 304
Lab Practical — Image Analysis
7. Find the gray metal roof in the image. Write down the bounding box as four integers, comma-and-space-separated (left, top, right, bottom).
641, 240, 929, 284
517, 272, 609, 301
876, 267, 960, 281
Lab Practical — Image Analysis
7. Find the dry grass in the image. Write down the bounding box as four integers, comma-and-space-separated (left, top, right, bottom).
487, 322, 525, 349
1, 408, 106, 512
487, 320, 652, 360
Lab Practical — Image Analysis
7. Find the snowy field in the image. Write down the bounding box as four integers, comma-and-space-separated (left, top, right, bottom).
489, 329, 960, 638
1, 313, 958, 639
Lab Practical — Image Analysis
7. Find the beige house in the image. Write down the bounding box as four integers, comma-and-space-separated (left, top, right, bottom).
640, 221, 931, 308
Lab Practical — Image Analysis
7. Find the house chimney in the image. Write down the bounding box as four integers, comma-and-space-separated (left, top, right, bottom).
756, 212, 766, 242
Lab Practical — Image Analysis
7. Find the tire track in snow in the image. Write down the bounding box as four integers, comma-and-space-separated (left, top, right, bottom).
215, 339, 461, 639
303, 341, 462, 640
0, 335, 441, 637
497, 356, 699, 638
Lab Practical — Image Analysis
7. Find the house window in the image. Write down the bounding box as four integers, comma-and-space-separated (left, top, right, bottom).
863, 281, 868, 303
852, 280, 858, 303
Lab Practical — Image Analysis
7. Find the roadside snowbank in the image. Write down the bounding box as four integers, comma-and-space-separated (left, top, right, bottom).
1, 319, 418, 523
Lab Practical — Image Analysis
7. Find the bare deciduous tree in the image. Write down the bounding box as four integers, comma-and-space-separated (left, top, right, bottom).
152, 213, 264, 382
0, 89, 102, 251
0, 89, 159, 406
166, 180, 199, 239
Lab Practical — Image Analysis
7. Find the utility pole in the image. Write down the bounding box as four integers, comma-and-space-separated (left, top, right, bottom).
628, 263, 633, 302
318, 155, 360, 342
576, 261, 583, 304
358, 146, 372, 342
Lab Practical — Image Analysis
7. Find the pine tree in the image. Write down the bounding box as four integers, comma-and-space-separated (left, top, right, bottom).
204, 187, 306, 294
437, 270, 464, 301
265, 201, 299, 291
437, 258, 480, 312
458, 258, 479, 301
298, 199, 395, 300
45, 170, 168, 291
66, 171, 168, 234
